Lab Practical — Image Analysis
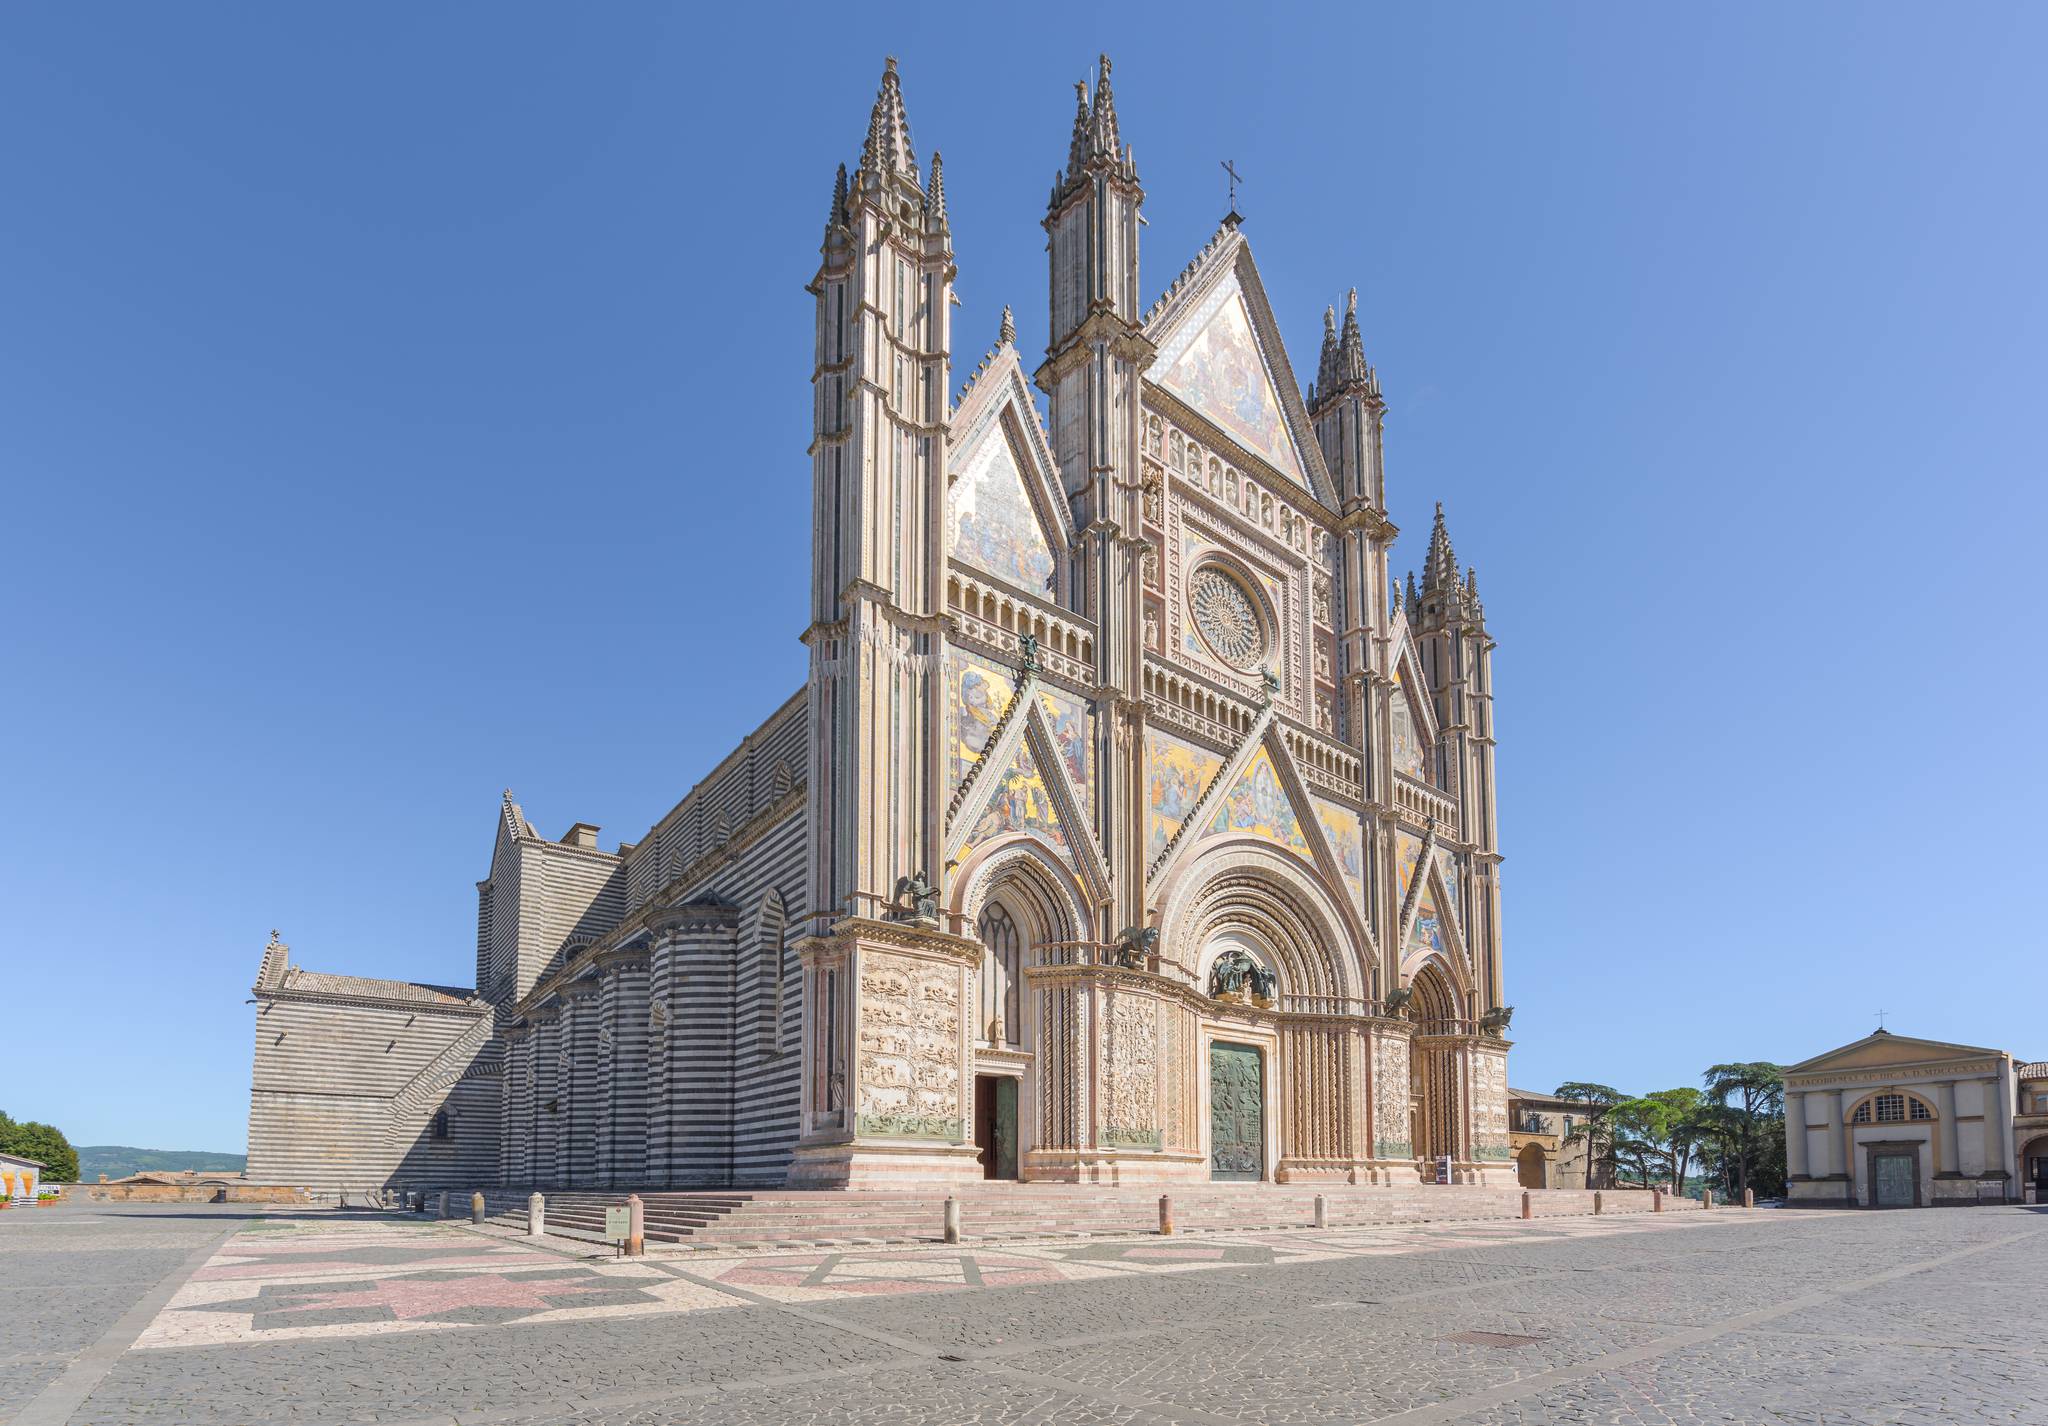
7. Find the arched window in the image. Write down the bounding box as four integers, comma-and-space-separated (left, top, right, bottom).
431, 1109, 450, 1142
1850, 1092, 1934, 1124
978, 903, 1022, 1047
756, 893, 788, 1056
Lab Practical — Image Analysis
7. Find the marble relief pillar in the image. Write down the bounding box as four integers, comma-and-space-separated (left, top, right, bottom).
1784, 1091, 1809, 1179
1824, 1090, 1848, 1178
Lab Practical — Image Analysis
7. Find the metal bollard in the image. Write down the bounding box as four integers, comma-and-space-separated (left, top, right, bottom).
528, 1192, 545, 1238
1744, 1188, 1754, 1208
1521, 1190, 1532, 1220
943, 1196, 961, 1244
1313, 1194, 1327, 1229
438, 1190, 450, 1219
1593, 1190, 1603, 1215
1653, 1187, 1664, 1213
1159, 1194, 1174, 1235
471, 1191, 486, 1224
627, 1193, 645, 1256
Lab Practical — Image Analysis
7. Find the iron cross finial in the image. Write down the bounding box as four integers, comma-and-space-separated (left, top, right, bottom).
1221, 159, 1244, 226
1875, 1008, 1888, 1030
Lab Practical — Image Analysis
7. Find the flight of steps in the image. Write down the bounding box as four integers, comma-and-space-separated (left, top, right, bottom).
475, 1182, 1689, 1249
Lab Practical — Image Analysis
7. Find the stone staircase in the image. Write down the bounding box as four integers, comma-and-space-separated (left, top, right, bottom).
475, 1183, 1692, 1249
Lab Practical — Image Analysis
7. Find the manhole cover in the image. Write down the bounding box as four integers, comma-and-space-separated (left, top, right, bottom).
1442, 1331, 1544, 1348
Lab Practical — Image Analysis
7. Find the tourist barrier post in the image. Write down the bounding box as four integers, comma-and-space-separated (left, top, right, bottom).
470, 1191, 485, 1224
627, 1194, 645, 1256
1520, 1190, 1531, 1220
528, 1192, 545, 1238
1159, 1194, 1174, 1235
1313, 1194, 1326, 1229
943, 1196, 961, 1244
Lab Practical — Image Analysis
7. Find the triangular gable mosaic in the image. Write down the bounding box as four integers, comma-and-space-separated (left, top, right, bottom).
1036, 685, 1094, 818
959, 737, 1067, 863
1204, 745, 1312, 861
950, 651, 1016, 796
1157, 277, 1305, 481
950, 426, 1055, 595
1313, 797, 1366, 907
1391, 665, 1429, 781
1397, 831, 1462, 959
1143, 728, 1226, 863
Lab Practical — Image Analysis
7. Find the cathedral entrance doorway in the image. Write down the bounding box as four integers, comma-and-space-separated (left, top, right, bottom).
974, 1074, 1019, 1180
1209, 1042, 1265, 1181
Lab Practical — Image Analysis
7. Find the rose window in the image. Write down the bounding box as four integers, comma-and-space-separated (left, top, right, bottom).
1190, 567, 1266, 669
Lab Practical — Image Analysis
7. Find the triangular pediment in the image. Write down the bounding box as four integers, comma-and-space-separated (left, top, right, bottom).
1201, 744, 1313, 862
958, 734, 1066, 861
1397, 829, 1463, 963
1788, 1031, 2010, 1075
947, 344, 1068, 599
1146, 239, 1330, 503
1389, 640, 1439, 784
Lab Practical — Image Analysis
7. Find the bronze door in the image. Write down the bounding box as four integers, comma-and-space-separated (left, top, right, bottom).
1873, 1152, 1915, 1207
1209, 1042, 1264, 1181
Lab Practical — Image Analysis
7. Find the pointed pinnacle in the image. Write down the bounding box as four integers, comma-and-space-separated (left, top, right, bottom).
1091, 54, 1120, 154
999, 304, 1016, 346
925, 149, 946, 223
829, 163, 847, 227
1068, 79, 1091, 172
1423, 502, 1460, 593
860, 56, 918, 185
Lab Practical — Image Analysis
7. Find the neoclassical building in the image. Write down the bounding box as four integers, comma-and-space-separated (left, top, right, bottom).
248, 56, 1513, 1197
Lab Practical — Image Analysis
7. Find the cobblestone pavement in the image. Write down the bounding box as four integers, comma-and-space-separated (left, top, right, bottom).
5, 1199, 2044, 1424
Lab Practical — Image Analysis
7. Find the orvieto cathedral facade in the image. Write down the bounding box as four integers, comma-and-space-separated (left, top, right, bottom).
246, 56, 1513, 1198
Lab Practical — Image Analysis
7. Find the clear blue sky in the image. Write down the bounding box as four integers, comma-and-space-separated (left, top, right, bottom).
4, 5, 2041, 1153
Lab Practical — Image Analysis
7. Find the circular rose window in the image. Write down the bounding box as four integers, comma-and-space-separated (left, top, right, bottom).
1189, 566, 1267, 669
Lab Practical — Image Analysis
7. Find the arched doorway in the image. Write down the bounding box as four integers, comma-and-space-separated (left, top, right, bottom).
1517, 1142, 1547, 1190
1408, 961, 1464, 1166
2022, 1135, 2048, 1205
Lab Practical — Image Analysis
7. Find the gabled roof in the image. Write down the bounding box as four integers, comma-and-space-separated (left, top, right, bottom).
1141, 225, 1335, 508
1785, 1029, 2011, 1076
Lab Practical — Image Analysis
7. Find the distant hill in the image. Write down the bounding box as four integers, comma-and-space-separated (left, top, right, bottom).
76, 1146, 247, 1182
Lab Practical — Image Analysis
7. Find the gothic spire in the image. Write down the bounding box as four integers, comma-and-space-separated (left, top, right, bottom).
858, 57, 920, 189
1067, 79, 1091, 173
1313, 304, 1340, 403
1088, 54, 1121, 158
828, 163, 848, 228
1051, 53, 1139, 209
999, 304, 1016, 346
1338, 288, 1373, 385
925, 150, 946, 224
1422, 502, 1460, 593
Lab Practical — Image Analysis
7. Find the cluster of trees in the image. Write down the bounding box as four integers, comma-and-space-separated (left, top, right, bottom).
1554, 1063, 1786, 1199
0, 1110, 80, 1184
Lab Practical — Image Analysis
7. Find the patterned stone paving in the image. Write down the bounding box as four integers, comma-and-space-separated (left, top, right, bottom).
6, 1200, 2044, 1424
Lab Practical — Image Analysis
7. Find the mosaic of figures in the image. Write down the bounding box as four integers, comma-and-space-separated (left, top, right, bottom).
855, 954, 962, 1141
961, 739, 1066, 863
1397, 831, 1464, 962
1143, 728, 1226, 863
949, 424, 1055, 595
1154, 276, 1304, 481
1312, 797, 1365, 907
1391, 666, 1428, 781
948, 649, 1092, 864
1205, 745, 1311, 861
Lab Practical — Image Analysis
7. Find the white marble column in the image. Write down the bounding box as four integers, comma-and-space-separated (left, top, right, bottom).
1785, 1091, 1809, 1178
1980, 1077, 2007, 1185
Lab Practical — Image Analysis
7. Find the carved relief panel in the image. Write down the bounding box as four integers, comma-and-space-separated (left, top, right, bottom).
1372, 1031, 1411, 1160
1101, 990, 1162, 1150
1470, 1046, 1510, 1163
856, 952, 964, 1141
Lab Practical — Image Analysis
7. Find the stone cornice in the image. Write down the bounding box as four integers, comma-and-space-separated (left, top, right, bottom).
824, 915, 983, 967
1026, 961, 1410, 1034
255, 985, 490, 1020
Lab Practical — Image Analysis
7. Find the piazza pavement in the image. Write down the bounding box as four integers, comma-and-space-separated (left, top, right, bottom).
2, 1197, 2043, 1425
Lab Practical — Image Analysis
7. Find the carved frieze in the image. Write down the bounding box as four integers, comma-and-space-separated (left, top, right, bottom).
856, 951, 963, 1141
1470, 1047, 1510, 1162
1372, 1031, 1411, 1160
1102, 991, 1162, 1149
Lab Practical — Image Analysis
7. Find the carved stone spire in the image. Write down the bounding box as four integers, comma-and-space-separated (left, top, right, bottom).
1312, 304, 1340, 405
999, 304, 1016, 346
925, 149, 946, 225
1088, 54, 1121, 159
858, 57, 920, 189
1051, 53, 1139, 210
1338, 288, 1377, 392
1066, 79, 1091, 174
828, 162, 848, 229
1422, 502, 1460, 594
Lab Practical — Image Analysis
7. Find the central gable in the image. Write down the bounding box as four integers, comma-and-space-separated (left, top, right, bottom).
1154, 273, 1306, 483
950, 423, 1055, 595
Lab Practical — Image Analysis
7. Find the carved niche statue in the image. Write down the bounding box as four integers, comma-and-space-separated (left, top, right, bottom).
1018, 632, 1039, 674
890, 871, 939, 925
1208, 949, 1276, 1008
1383, 984, 1415, 1017
1480, 1005, 1515, 1036
1110, 924, 1157, 970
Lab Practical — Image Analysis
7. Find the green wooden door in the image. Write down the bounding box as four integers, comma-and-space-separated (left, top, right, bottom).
994, 1076, 1019, 1180
1873, 1152, 1915, 1207
1209, 1042, 1265, 1181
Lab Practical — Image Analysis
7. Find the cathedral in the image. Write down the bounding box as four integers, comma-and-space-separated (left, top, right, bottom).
246, 56, 1512, 1198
